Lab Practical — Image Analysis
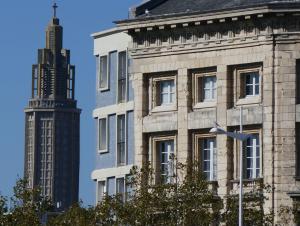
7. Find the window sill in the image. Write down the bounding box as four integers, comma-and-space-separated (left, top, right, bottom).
294, 176, 300, 181
236, 96, 261, 106
151, 105, 177, 113
193, 101, 216, 109
98, 150, 108, 154
98, 87, 110, 92
230, 177, 263, 184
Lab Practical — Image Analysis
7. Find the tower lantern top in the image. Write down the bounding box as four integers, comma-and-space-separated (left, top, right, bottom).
53, 2, 58, 18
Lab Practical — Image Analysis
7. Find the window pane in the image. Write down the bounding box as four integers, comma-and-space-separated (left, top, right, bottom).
99, 119, 107, 150
116, 178, 125, 202
203, 76, 216, 101
201, 138, 216, 181
118, 52, 127, 79
161, 93, 169, 105
117, 115, 126, 166
97, 181, 106, 202
159, 80, 175, 105
245, 134, 260, 179
99, 56, 107, 88
159, 140, 175, 183
245, 72, 259, 96
118, 52, 127, 103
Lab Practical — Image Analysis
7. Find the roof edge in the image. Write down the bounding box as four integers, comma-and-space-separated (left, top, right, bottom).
91, 27, 126, 39
116, 1, 300, 25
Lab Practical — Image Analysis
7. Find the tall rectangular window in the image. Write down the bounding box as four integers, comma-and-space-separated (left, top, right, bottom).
194, 72, 217, 105
99, 118, 107, 152
296, 60, 300, 104
159, 80, 175, 105
245, 134, 260, 179
97, 181, 106, 203
117, 115, 126, 166
203, 76, 217, 101
99, 56, 108, 89
118, 51, 127, 103
202, 138, 217, 181
116, 178, 125, 202
296, 123, 300, 177
245, 72, 260, 96
158, 140, 175, 184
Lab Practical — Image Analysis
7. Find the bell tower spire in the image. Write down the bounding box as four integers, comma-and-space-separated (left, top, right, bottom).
24, 3, 80, 212
53, 2, 58, 18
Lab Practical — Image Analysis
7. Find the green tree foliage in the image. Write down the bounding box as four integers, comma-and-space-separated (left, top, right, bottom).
0, 179, 52, 226
47, 202, 96, 226
0, 168, 299, 225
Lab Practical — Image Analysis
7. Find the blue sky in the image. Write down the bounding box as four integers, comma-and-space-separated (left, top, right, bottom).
0, 0, 141, 206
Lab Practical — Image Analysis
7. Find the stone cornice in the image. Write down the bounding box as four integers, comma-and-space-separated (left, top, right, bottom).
126, 13, 300, 58
117, 5, 300, 32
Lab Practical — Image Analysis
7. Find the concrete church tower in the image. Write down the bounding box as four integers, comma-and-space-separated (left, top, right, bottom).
24, 3, 80, 211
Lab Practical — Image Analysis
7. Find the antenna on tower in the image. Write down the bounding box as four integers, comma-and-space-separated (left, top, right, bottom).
52, 1, 58, 18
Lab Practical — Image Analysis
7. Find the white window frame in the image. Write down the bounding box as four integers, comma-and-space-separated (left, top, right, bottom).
194, 134, 217, 182
98, 55, 109, 91
203, 76, 217, 101
159, 80, 175, 105
116, 114, 127, 167
234, 65, 263, 106
149, 135, 177, 184
115, 177, 126, 202
96, 180, 106, 203
244, 71, 260, 97
245, 133, 260, 179
159, 140, 175, 184
149, 75, 177, 113
193, 72, 217, 109
234, 129, 262, 180
98, 117, 109, 153
117, 51, 128, 104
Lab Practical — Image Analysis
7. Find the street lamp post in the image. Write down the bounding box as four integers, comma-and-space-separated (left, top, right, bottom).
210, 106, 249, 226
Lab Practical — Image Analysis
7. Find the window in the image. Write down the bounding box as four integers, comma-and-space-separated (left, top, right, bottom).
194, 135, 217, 181
203, 76, 217, 101
160, 80, 175, 105
116, 178, 125, 202
158, 140, 175, 184
98, 56, 108, 89
194, 72, 217, 106
244, 72, 259, 96
296, 123, 300, 178
234, 65, 262, 104
117, 115, 126, 166
244, 134, 260, 179
98, 118, 107, 152
118, 51, 127, 103
97, 181, 106, 203
202, 138, 217, 181
151, 76, 176, 110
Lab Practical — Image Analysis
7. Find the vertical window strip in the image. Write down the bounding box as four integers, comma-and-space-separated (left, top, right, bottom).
118, 51, 127, 103
202, 138, 216, 181
99, 56, 108, 89
159, 140, 175, 184
99, 118, 107, 151
97, 181, 106, 203
116, 178, 125, 202
117, 115, 126, 166
245, 134, 260, 179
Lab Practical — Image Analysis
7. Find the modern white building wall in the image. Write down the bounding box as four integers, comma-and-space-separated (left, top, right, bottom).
91, 28, 134, 203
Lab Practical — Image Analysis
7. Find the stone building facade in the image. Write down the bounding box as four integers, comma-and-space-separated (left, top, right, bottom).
24, 7, 80, 211
116, 0, 300, 223
91, 28, 134, 203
